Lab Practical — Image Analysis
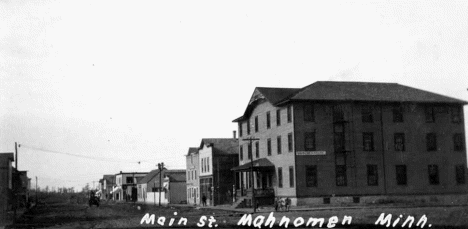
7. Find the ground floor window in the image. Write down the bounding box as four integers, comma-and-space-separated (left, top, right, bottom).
428, 165, 439, 185
289, 166, 294, 187
336, 165, 347, 186
396, 165, 407, 185
305, 165, 317, 187
278, 167, 283, 188
367, 164, 378, 186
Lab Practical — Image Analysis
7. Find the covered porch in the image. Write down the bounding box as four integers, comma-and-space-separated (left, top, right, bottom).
231, 158, 276, 206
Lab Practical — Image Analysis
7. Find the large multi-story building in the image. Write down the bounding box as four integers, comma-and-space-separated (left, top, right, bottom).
232, 81, 466, 206
186, 147, 200, 205
198, 137, 239, 206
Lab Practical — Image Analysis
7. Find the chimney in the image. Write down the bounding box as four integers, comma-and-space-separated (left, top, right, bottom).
233, 130, 237, 139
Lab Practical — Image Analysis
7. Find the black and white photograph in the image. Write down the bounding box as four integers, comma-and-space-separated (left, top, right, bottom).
1, 1, 467, 228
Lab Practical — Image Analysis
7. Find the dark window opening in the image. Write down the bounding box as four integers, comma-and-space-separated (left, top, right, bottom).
456, 165, 465, 184
396, 165, 407, 185
247, 120, 251, 135
336, 165, 347, 186
304, 132, 316, 151
393, 105, 404, 122
394, 133, 405, 151
451, 107, 461, 123
287, 105, 292, 123
248, 143, 252, 160
277, 136, 282, 154
239, 145, 243, 161
362, 105, 373, 123
426, 133, 437, 151
266, 112, 271, 129
304, 104, 315, 122
454, 133, 465, 151
278, 167, 283, 188
289, 166, 294, 188
306, 165, 317, 187
288, 133, 293, 152
425, 106, 435, 123
255, 141, 259, 158
239, 122, 243, 137
254, 116, 259, 132
428, 165, 439, 185
367, 164, 378, 186
267, 138, 272, 156
363, 132, 374, 151
276, 109, 281, 126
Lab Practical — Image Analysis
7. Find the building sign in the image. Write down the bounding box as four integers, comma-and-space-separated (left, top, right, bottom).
296, 151, 326, 156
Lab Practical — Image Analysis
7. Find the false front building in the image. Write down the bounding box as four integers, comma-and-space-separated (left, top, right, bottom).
198, 138, 239, 206
232, 81, 466, 206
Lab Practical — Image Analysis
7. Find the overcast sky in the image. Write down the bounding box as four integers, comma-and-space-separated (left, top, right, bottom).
1, 1, 467, 190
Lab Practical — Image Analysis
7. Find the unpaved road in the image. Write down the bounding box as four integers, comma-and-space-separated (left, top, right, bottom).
8, 202, 468, 228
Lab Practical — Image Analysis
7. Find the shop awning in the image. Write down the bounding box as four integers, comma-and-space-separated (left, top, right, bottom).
231, 158, 275, 172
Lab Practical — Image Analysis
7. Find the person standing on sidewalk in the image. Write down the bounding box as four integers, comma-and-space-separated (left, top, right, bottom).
202, 195, 207, 206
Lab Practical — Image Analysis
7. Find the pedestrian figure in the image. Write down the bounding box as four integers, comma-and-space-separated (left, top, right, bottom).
285, 197, 291, 212
202, 194, 207, 206
274, 197, 280, 212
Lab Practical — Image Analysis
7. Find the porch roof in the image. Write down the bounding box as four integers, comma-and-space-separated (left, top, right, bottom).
231, 158, 275, 172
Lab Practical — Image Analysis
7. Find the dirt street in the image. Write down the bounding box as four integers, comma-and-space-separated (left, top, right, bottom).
7, 201, 468, 228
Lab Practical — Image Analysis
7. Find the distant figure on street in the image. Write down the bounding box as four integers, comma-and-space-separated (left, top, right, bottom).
202, 195, 207, 206
285, 197, 291, 211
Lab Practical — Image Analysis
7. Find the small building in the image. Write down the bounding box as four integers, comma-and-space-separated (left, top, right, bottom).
101, 174, 115, 200
186, 147, 200, 205
0, 153, 14, 216
113, 172, 148, 201
198, 138, 239, 206
137, 169, 186, 205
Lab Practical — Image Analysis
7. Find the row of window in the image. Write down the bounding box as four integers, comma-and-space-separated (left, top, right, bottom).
187, 187, 199, 200
201, 157, 210, 173
303, 164, 466, 188
239, 133, 294, 161
238, 105, 292, 137
304, 132, 465, 152
239, 105, 462, 138
187, 170, 197, 181
277, 166, 295, 188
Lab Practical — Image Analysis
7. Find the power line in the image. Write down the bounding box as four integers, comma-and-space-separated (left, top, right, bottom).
19, 144, 141, 164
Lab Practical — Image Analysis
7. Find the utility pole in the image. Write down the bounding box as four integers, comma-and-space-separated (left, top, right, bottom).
35, 176, 38, 204
242, 137, 259, 213
157, 162, 164, 206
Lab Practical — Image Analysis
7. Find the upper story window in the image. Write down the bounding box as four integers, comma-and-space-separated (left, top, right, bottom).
248, 143, 252, 160
367, 164, 378, 186
238, 122, 243, 137
451, 107, 461, 123
456, 165, 465, 184
276, 109, 281, 126
254, 116, 259, 132
425, 106, 435, 123
304, 132, 316, 151
393, 105, 404, 123
277, 136, 282, 154
362, 105, 373, 123
266, 112, 271, 129
304, 104, 315, 122
363, 132, 374, 151
255, 141, 259, 158
288, 133, 293, 152
454, 133, 465, 151
267, 138, 272, 156
239, 145, 243, 161
247, 120, 251, 135
394, 133, 405, 151
126, 177, 133, 184
426, 133, 437, 151
287, 105, 292, 123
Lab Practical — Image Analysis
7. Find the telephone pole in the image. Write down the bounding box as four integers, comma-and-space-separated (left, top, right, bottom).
242, 137, 259, 213
157, 162, 164, 206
